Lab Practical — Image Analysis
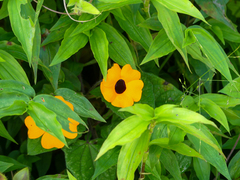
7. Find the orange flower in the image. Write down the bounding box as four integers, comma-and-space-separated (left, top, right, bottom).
24, 96, 79, 149
100, 64, 144, 108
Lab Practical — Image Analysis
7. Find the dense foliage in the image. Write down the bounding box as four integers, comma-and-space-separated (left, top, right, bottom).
1, 0, 240, 179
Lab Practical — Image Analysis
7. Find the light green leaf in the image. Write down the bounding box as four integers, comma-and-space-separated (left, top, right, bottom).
98, 0, 136, 2
80, 1, 100, 15
13, 167, 30, 180
185, 26, 233, 82
27, 101, 67, 147
0, 0, 9, 20
55, 88, 105, 122
152, 0, 189, 69
117, 130, 149, 180
89, 27, 108, 80
119, 103, 154, 121
156, 0, 208, 24
0, 50, 30, 85
98, 23, 135, 68
67, 170, 77, 180
199, 93, 240, 108
50, 23, 88, 66
219, 76, 240, 98
96, 115, 150, 160
33, 94, 88, 131
0, 80, 35, 98
141, 29, 175, 65
114, 6, 152, 51
155, 104, 218, 128
150, 138, 204, 160
197, 97, 229, 132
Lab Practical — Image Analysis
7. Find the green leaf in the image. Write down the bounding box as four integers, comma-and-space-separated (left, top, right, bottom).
0, 155, 27, 172
98, 23, 136, 68
89, 27, 108, 80
41, 26, 69, 46
186, 26, 233, 82
0, 80, 35, 98
196, 97, 229, 132
152, 0, 189, 69
181, 95, 199, 111
114, 6, 153, 51
92, 147, 120, 180
0, 161, 13, 173
96, 115, 151, 160
67, 170, 77, 180
137, 15, 163, 31
195, 0, 235, 30
63, 140, 100, 180
228, 150, 240, 179
27, 101, 67, 147
199, 93, 240, 108
0, 0, 9, 20
0, 120, 17, 144
70, 12, 109, 37
33, 94, 88, 131
141, 72, 183, 107
27, 138, 56, 155
141, 29, 175, 65
80, 1, 100, 15
168, 125, 186, 145
150, 138, 204, 160
50, 24, 88, 66
156, 0, 208, 24
155, 104, 218, 128
13, 167, 30, 180
193, 157, 210, 180
119, 103, 154, 121
0, 50, 30, 85
40, 42, 61, 90
35, 152, 52, 176
160, 149, 182, 180
117, 130, 149, 180
188, 124, 231, 180
219, 76, 240, 98
55, 88, 105, 122
8, 0, 40, 81
98, 0, 138, 2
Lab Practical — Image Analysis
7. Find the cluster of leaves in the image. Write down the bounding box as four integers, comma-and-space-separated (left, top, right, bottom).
1, 0, 240, 179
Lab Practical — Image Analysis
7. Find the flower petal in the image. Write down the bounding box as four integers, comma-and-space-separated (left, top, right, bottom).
106, 63, 121, 85
121, 64, 141, 83
41, 132, 65, 149
125, 80, 144, 102
55, 96, 74, 111
111, 94, 134, 108
62, 129, 78, 139
24, 116, 44, 139
100, 82, 117, 102
68, 118, 79, 132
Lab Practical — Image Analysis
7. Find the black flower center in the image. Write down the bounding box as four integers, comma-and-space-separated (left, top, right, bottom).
115, 79, 126, 94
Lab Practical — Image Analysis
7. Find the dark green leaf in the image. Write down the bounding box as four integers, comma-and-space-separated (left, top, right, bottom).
0, 120, 17, 144
228, 150, 240, 179
0, 155, 27, 172
89, 27, 109, 79
98, 23, 136, 68
193, 157, 210, 180
0, 0, 9, 20
55, 88, 105, 122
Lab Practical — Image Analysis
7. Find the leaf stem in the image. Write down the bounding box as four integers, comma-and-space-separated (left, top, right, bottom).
143, 0, 150, 18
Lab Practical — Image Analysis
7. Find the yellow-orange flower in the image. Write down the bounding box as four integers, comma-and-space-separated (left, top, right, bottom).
100, 64, 144, 108
24, 96, 79, 149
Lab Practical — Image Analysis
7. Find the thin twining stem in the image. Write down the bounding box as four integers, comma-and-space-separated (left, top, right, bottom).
33, 0, 101, 23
